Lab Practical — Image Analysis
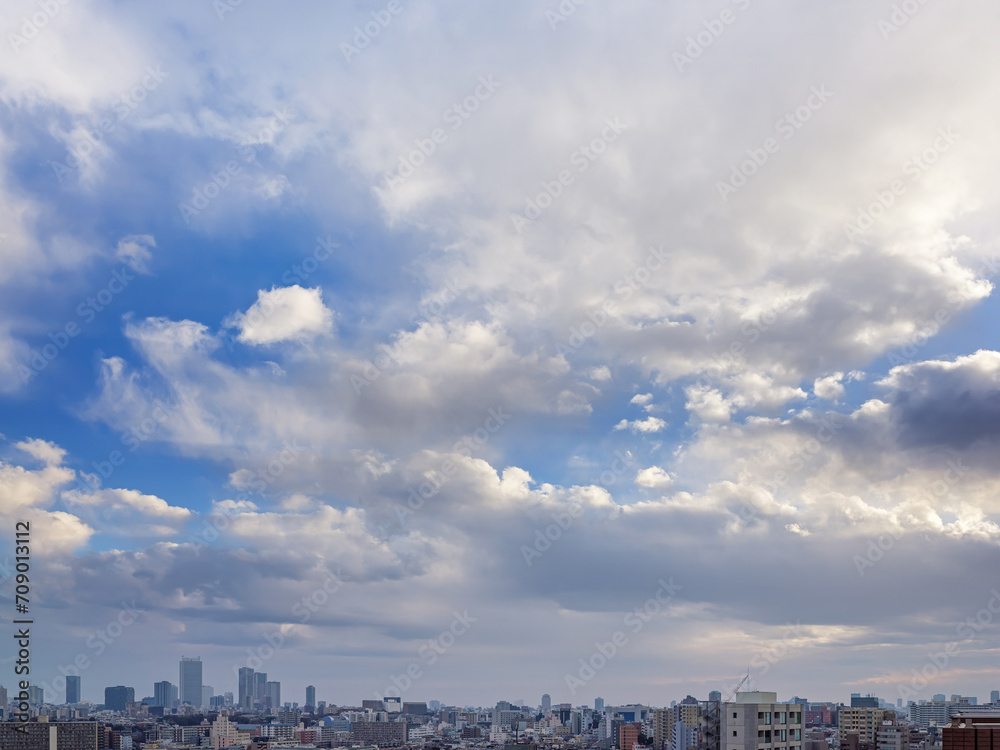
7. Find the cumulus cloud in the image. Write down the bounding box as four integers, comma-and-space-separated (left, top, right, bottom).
115, 234, 155, 274
228, 285, 335, 345
614, 416, 667, 433
636, 466, 673, 489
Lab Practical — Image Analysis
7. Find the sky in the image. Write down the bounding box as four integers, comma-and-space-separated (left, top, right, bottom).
1, 0, 1000, 711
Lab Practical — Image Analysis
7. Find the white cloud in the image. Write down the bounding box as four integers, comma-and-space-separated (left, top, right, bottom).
814, 372, 845, 400
636, 466, 673, 489
228, 285, 335, 346
115, 234, 155, 274
614, 416, 666, 433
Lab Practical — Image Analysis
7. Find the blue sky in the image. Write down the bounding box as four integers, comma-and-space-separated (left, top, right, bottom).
2, 0, 1000, 711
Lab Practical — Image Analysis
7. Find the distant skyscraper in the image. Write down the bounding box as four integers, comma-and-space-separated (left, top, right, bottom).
991, 691, 999, 704
852, 695, 879, 708
0, 685, 8, 708
66, 675, 81, 704
179, 656, 203, 706
154, 681, 173, 708
28, 685, 44, 706
934, 694, 947, 702
202, 685, 214, 707
104, 686, 134, 712
595, 697, 605, 712
265, 681, 280, 710
253, 672, 268, 705
306, 685, 316, 708
238, 668, 254, 709
542, 694, 551, 713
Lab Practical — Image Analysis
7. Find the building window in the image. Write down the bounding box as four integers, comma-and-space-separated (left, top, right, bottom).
734, 731, 738, 737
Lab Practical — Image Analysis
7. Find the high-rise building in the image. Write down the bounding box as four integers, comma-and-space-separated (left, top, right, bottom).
153, 681, 173, 708
265, 681, 281, 710
943, 713, 1000, 750
596, 698, 605, 712
238, 668, 254, 709
28, 685, 44, 706
851, 695, 879, 709
253, 672, 268, 705
179, 656, 203, 706
992, 692, 1000, 705
104, 685, 134, 712
721, 691, 804, 750
620, 722, 641, 750
306, 685, 316, 709
542, 694, 552, 713
839, 707, 894, 747
202, 685, 214, 707
0, 684, 8, 709
66, 675, 81, 704
0, 722, 100, 748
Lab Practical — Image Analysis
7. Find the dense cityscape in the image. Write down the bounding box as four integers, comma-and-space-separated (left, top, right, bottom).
2, 658, 1000, 750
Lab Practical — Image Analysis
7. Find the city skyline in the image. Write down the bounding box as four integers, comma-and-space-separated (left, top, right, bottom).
2, 0, 1000, 713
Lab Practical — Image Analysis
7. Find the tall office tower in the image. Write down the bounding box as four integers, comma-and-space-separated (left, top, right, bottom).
104, 686, 134, 712
306, 685, 316, 708
992, 691, 1000, 704
179, 656, 203, 706
0, 684, 8, 708
202, 685, 214, 707
839, 707, 894, 745
851, 695, 879, 708
709, 692, 722, 703
265, 681, 280, 710
28, 685, 44, 706
154, 681, 173, 708
66, 675, 81, 704
253, 672, 268, 705
596, 697, 605, 712
542, 694, 552, 713
721, 691, 804, 750
238, 668, 254, 709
